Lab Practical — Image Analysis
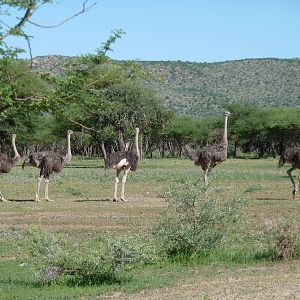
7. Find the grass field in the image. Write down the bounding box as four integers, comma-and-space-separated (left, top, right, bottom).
0, 157, 300, 299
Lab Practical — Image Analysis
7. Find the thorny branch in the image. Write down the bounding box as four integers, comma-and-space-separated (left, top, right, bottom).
66, 117, 102, 134
26, 1, 97, 29
0, 7, 33, 40
0, 1, 97, 65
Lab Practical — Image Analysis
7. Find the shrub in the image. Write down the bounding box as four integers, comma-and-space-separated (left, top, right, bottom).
24, 228, 160, 285
155, 182, 245, 258
265, 219, 300, 260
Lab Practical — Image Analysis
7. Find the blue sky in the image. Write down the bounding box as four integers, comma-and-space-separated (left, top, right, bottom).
5, 0, 300, 62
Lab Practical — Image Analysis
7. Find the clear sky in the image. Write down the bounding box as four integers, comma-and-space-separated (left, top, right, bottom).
5, 0, 300, 62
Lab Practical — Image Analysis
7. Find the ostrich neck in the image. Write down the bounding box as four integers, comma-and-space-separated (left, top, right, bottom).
12, 137, 20, 160
223, 116, 228, 147
135, 131, 140, 160
64, 133, 72, 164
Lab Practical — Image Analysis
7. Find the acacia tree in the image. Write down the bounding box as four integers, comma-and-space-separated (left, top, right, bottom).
0, 0, 96, 145
225, 104, 300, 158
50, 46, 171, 156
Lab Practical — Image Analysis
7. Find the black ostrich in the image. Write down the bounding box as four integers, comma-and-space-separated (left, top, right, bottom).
105, 128, 140, 202
0, 134, 21, 201
22, 130, 74, 202
183, 111, 231, 185
278, 147, 300, 199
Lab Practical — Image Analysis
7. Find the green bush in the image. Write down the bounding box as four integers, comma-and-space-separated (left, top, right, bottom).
155, 183, 245, 258
25, 228, 160, 285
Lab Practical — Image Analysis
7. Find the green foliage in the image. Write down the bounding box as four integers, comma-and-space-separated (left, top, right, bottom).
155, 183, 245, 258
98, 29, 126, 55
226, 104, 300, 157
25, 228, 161, 285
0, 59, 50, 144
50, 50, 171, 148
165, 117, 201, 145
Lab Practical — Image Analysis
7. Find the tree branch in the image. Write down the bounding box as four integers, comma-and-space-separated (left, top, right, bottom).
0, 1, 97, 41
27, 1, 97, 29
12, 94, 47, 102
1, 7, 33, 40
66, 117, 101, 134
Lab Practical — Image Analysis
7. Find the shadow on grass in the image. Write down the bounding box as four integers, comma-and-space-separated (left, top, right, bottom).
73, 198, 111, 202
4, 199, 36, 202
256, 197, 290, 201
65, 165, 104, 169
61, 272, 128, 287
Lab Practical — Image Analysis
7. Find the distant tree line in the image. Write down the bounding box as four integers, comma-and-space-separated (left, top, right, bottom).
163, 105, 300, 159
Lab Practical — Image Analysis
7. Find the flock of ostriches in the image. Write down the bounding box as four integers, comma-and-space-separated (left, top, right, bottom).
0, 112, 300, 202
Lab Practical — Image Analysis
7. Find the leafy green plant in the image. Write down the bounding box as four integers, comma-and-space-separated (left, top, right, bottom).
155, 183, 245, 258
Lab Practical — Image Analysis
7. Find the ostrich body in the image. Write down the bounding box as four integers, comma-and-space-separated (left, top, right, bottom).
105, 128, 140, 201
22, 130, 74, 202
183, 111, 230, 185
278, 147, 300, 199
0, 134, 21, 201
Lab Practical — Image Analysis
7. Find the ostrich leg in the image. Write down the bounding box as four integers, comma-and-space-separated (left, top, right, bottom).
0, 191, 7, 202
114, 170, 121, 202
45, 178, 53, 202
36, 176, 42, 202
121, 167, 131, 202
287, 167, 298, 199
204, 168, 209, 185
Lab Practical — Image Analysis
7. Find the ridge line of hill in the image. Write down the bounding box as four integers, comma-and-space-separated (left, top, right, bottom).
31, 55, 300, 118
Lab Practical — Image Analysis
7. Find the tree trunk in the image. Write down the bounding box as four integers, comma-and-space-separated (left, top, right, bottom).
117, 131, 126, 151
100, 141, 107, 160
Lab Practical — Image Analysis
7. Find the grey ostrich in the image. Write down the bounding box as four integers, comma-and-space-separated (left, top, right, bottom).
22, 130, 74, 202
105, 128, 140, 202
278, 147, 300, 199
0, 134, 21, 201
183, 111, 231, 185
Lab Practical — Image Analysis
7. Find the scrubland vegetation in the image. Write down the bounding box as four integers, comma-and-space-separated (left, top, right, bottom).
1, 158, 300, 299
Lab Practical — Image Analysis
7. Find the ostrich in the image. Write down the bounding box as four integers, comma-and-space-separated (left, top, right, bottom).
105, 128, 140, 202
0, 134, 21, 201
278, 147, 300, 199
22, 130, 74, 202
183, 111, 231, 185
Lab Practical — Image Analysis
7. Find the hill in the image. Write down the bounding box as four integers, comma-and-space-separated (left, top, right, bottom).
32, 56, 300, 118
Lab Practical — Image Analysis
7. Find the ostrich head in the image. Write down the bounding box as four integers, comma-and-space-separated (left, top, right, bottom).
224, 111, 231, 117
67, 130, 74, 135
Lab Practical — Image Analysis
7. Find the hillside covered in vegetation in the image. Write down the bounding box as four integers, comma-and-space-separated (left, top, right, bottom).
142, 59, 300, 118
32, 56, 300, 118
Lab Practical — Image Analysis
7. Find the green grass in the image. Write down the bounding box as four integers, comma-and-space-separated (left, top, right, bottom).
0, 158, 300, 299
